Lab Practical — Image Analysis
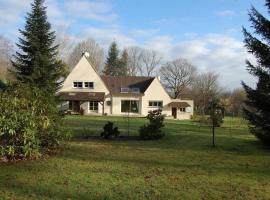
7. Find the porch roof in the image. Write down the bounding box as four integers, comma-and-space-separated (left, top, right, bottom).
59, 92, 105, 101
168, 102, 191, 108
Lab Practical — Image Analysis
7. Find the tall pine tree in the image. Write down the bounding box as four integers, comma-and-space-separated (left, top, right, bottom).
242, 0, 270, 145
118, 49, 128, 76
103, 41, 120, 76
11, 0, 64, 93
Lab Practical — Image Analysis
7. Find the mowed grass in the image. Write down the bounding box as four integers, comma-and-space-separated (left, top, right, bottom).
0, 116, 270, 200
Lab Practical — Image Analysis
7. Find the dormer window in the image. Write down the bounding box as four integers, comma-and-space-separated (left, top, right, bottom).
131, 88, 140, 93
121, 87, 129, 93
73, 82, 83, 88
85, 82, 94, 89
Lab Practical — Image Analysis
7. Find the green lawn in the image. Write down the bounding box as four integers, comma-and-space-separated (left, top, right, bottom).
0, 116, 270, 200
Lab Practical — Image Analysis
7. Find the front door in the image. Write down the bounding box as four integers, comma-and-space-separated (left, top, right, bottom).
172, 107, 177, 119
73, 101, 80, 112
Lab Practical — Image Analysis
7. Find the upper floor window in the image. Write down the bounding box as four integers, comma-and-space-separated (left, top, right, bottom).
85, 82, 94, 89
121, 87, 129, 93
131, 88, 140, 93
73, 82, 83, 88
149, 101, 163, 107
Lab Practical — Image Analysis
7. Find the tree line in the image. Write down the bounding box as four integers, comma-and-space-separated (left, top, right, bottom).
0, 33, 247, 117
0, 35, 247, 116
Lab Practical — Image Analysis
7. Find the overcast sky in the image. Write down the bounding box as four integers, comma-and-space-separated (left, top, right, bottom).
0, 0, 267, 89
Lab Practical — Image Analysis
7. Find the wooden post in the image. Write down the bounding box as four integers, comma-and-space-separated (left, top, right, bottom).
211, 101, 215, 148
102, 101, 105, 116
212, 119, 215, 148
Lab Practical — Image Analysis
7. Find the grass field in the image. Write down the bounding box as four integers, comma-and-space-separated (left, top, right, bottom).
0, 116, 270, 200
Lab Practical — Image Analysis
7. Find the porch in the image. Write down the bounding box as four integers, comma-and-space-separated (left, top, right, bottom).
59, 92, 106, 115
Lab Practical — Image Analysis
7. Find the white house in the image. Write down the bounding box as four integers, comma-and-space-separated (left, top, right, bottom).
58, 53, 194, 120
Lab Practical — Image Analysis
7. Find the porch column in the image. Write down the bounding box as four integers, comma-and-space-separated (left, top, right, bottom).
102, 101, 105, 115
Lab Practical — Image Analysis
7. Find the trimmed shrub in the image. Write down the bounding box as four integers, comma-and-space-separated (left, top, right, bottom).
101, 122, 120, 139
209, 100, 225, 127
0, 83, 70, 161
139, 109, 165, 140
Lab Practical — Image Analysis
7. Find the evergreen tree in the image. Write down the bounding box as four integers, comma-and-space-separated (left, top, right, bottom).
118, 49, 128, 76
103, 41, 120, 76
11, 0, 64, 93
242, 0, 270, 145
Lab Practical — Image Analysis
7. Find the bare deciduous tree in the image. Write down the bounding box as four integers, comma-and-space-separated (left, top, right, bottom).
139, 49, 162, 77
126, 46, 143, 76
160, 58, 197, 99
230, 88, 247, 116
67, 38, 104, 72
191, 71, 221, 114
55, 30, 77, 63
0, 36, 13, 80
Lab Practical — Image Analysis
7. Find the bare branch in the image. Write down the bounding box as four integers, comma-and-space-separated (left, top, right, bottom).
160, 58, 197, 99
67, 38, 104, 73
126, 46, 143, 76
140, 49, 162, 77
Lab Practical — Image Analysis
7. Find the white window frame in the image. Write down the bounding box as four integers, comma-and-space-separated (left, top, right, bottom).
131, 88, 140, 93
84, 82, 94, 89
121, 87, 129, 93
73, 81, 83, 88
89, 101, 99, 112
121, 100, 140, 113
148, 101, 163, 108
179, 107, 186, 112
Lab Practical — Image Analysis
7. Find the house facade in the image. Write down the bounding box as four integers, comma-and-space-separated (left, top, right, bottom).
59, 54, 194, 120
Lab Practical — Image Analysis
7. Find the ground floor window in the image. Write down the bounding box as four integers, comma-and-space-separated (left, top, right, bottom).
89, 101, 98, 111
149, 101, 163, 107
68, 101, 80, 112
121, 100, 140, 113
179, 107, 186, 112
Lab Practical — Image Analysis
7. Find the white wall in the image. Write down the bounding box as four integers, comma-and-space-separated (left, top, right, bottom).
59, 56, 111, 115
175, 100, 194, 120
77, 97, 112, 115
60, 56, 109, 94
142, 77, 172, 116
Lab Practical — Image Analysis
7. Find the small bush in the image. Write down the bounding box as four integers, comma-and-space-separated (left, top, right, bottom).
139, 109, 165, 140
191, 115, 211, 124
101, 122, 120, 139
0, 79, 7, 90
0, 83, 70, 161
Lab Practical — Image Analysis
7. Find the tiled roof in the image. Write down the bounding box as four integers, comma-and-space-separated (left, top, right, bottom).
101, 75, 155, 95
59, 92, 105, 101
168, 102, 191, 108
